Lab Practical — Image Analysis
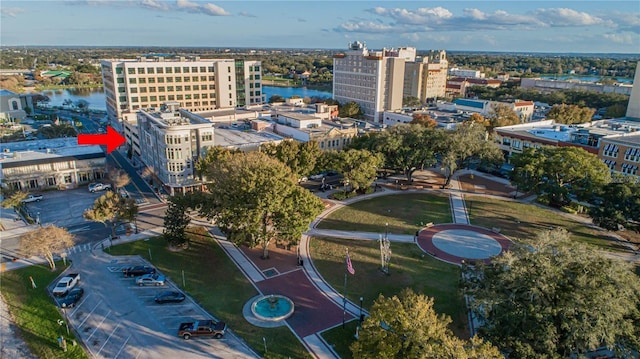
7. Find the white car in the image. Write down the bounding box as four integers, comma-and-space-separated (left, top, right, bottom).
21, 194, 43, 203
135, 273, 166, 286
309, 173, 326, 180
88, 183, 112, 193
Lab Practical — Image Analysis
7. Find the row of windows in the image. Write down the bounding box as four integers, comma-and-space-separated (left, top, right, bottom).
131, 85, 215, 93
319, 137, 353, 149
126, 66, 216, 75
624, 154, 640, 162
128, 76, 216, 84
168, 162, 185, 172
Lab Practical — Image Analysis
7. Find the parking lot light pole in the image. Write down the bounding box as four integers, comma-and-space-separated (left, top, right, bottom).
359, 296, 364, 324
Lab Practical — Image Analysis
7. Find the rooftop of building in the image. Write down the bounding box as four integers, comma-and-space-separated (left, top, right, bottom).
0, 89, 18, 97
496, 118, 640, 144
139, 105, 212, 128
0, 137, 104, 164
214, 128, 283, 148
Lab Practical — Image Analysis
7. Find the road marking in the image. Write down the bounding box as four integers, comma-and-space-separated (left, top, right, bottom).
70, 294, 91, 316
78, 299, 103, 328
110, 153, 151, 203
114, 334, 131, 359
87, 309, 111, 342
97, 322, 121, 356
69, 226, 91, 233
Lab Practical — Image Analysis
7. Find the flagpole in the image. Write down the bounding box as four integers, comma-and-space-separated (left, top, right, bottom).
342, 248, 348, 329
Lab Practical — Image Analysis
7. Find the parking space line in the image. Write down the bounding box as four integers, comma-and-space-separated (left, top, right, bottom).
97, 322, 121, 356
69, 294, 91, 316
78, 299, 103, 328
114, 334, 131, 359
134, 345, 144, 359
87, 309, 112, 342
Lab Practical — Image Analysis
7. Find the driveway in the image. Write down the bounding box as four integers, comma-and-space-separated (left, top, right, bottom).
55, 252, 258, 359
23, 188, 105, 229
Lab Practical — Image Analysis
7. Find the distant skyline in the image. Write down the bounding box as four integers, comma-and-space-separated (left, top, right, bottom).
1, 1, 639, 53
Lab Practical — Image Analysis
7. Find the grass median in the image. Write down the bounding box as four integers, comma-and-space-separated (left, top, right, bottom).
2, 262, 89, 359
108, 227, 310, 359
316, 193, 452, 234
311, 236, 465, 358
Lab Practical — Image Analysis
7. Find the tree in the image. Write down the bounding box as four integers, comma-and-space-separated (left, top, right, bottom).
351, 288, 501, 359
468, 113, 490, 127
349, 124, 439, 183
510, 146, 611, 206
107, 167, 131, 191
1, 191, 27, 208
589, 182, 640, 231
409, 113, 437, 128
83, 191, 137, 239
465, 229, 640, 358
163, 194, 193, 246
269, 94, 285, 103
262, 139, 321, 178
21, 225, 74, 270
201, 151, 324, 258
547, 104, 596, 124
439, 122, 503, 188
488, 103, 520, 130
402, 96, 422, 108
605, 104, 626, 118
339, 101, 363, 119
326, 149, 383, 192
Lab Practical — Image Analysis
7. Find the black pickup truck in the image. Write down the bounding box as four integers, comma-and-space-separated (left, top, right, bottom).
178, 320, 227, 340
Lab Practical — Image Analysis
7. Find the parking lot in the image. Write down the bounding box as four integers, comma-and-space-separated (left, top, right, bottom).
53, 254, 257, 358
23, 187, 106, 228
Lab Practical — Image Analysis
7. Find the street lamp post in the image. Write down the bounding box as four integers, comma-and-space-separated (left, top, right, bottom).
359, 296, 364, 324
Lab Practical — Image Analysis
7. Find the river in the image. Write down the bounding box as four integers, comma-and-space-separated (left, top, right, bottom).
40, 86, 333, 110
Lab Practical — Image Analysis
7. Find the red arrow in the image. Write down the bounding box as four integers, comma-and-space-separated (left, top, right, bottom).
78, 126, 126, 154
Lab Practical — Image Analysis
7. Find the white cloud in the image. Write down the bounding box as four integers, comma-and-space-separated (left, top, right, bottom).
142, 0, 169, 11
1, 7, 24, 17
175, 0, 229, 16
367, 6, 452, 25
603, 32, 637, 44
201, 3, 230, 16
534, 8, 604, 26
336, 21, 393, 33
176, 0, 200, 11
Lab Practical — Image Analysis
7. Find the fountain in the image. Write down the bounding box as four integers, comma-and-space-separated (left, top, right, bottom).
250, 295, 295, 322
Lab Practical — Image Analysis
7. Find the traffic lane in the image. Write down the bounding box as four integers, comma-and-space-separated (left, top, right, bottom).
109, 151, 161, 206
66, 254, 257, 358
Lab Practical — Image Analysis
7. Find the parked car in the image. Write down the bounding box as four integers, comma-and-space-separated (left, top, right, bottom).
154, 291, 186, 304
57, 287, 84, 308
136, 273, 166, 286
21, 194, 43, 203
88, 183, 112, 192
298, 176, 308, 183
52, 273, 80, 297
122, 265, 156, 278
178, 320, 227, 339
309, 172, 326, 180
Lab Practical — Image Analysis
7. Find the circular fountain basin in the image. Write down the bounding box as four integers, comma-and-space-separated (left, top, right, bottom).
251, 295, 294, 322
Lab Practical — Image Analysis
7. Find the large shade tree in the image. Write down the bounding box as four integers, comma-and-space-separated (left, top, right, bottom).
465, 229, 640, 358
262, 139, 322, 178
350, 124, 439, 183
325, 148, 383, 192
351, 288, 501, 359
510, 146, 611, 206
200, 151, 324, 258
84, 191, 138, 239
589, 182, 640, 231
547, 104, 596, 124
439, 121, 503, 188
21, 225, 75, 270
163, 194, 193, 246
487, 103, 520, 130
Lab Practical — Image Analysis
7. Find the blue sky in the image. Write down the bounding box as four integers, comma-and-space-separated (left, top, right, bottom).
1, 1, 639, 53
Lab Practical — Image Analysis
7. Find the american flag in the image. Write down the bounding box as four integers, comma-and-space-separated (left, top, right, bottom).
346, 251, 355, 275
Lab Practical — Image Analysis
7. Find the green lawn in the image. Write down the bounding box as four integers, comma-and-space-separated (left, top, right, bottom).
316, 193, 452, 235
1, 263, 89, 359
466, 196, 619, 249
311, 236, 466, 358
108, 227, 310, 359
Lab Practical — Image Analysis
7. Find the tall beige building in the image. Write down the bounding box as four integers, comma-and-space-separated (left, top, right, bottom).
626, 61, 640, 119
333, 41, 412, 122
101, 56, 264, 124
403, 50, 448, 103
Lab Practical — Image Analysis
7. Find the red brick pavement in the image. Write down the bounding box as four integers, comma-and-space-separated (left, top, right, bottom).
255, 269, 354, 338
417, 223, 513, 265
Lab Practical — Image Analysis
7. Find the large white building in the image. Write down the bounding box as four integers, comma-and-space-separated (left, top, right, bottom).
101, 56, 264, 125
403, 50, 449, 103
333, 41, 409, 122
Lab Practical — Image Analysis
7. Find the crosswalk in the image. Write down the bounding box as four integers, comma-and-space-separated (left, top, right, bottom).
65, 243, 94, 255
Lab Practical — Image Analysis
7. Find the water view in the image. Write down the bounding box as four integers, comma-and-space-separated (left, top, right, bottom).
39, 85, 333, 111
539, 75, 633, 84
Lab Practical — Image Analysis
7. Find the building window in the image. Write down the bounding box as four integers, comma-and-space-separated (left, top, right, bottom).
117, 78, 124, 84
175, 77, 181, 82
621, 163, 638, 175
139, 78, 146, 84
157, 67, 163, 74
130, 88, 138, 94
147, 67, 155, 74
129, 78, 137, 84
624, 148, 639, 162
128, 68, 135, 74
603, 143, 619, 158
137, 68, 145, 74
158, 77, 164, 83
174, 67, 181, 73
165, 67, 172, 73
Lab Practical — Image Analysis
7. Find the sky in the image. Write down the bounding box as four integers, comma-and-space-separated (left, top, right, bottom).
1, 1, 639, 53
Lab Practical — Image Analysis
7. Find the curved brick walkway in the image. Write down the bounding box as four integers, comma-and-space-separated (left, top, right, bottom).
417, 224, 512, 265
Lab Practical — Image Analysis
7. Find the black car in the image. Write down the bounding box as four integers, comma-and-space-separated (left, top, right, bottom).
57, 287, 84, 308
122, 265, 156, 278
154, 291, 186, 304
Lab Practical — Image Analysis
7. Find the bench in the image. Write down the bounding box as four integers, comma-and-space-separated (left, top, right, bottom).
491, 227, 501, 233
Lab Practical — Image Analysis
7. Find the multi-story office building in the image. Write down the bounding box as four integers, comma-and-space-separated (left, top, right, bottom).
136, 102, 216, 194
600, 133, 640, 178
626, 61, 640, 119
448, 68, 484, 79
101, 56, 264, 124
403, 50, 448, 103
333, 41, 409, 122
